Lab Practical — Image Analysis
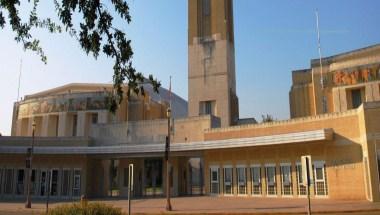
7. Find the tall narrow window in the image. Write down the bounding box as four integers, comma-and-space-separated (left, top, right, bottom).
237, 166, 247, 195
0, 168, 3, 194
265, 164, 277, 196
296, 163, 306, 196
210, 166, 219, 194
314, 161, 328, 196
223, 166, 233, 195
50, 170, 59, 196
30, 169, 37, 195
205, 101, 212, 115
4, 169, 14, 194
91, 113, 98, 124
280, 164, 292, 196
16, 169, 24, 195
40, 170, 48, 196
251, 165, 262, 195
203, 0, 211, 16
61, 169, 71, 196
72, 114, 78, 136
73, 169, 81, 197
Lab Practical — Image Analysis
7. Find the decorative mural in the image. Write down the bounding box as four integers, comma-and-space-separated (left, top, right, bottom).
17, 93, 109, 118
330, 65, 380, 86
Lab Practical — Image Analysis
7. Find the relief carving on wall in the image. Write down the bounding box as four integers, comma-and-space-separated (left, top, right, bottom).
18, 94, 108, 118
332, 65, 379, 86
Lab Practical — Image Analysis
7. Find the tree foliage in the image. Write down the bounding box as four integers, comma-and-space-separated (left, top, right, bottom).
0, 0, 160, 113
261, 114, 275, 123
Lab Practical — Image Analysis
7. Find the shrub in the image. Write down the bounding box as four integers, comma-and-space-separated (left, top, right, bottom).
47, 202, 124, 215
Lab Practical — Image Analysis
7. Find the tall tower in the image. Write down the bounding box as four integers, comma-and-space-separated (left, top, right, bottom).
188, 0, 239, 127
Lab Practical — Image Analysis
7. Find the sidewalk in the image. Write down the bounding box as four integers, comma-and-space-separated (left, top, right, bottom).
1, 196, 380, 214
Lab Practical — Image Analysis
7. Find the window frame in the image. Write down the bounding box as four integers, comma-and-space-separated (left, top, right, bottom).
250, 164, 262, 196
236, 165, 247, 195
223, 165, 233, 196
313, 161, 328, 197
280, 163, 293, 197
265, 164, 277, 197
209, 165, 219, 195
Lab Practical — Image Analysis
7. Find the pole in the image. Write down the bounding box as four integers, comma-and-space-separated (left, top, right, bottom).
306, 157, 312, 215
25, 121, 35, 208
17, 59, 22, 101
316, 10, 326, 113
166, 108, 172, 211
128, 164, 133, 215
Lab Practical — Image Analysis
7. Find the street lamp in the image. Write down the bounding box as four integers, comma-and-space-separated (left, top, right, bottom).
165, 107, 172, 211
25, 119, 36, 208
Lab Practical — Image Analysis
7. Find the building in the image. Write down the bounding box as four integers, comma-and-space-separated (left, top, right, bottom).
1, 0, 380, 203
290, 45, 380, 118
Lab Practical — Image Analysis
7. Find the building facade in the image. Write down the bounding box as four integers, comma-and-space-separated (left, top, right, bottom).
1, 0, 380, 203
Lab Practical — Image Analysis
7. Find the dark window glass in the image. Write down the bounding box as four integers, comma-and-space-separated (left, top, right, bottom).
203, 0, 211, 16
351, 89, 362, 108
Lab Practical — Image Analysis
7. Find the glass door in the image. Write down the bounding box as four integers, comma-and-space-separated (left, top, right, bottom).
209, 166, 219, 195
40, 170, 48, 196
144, 159, 163, 196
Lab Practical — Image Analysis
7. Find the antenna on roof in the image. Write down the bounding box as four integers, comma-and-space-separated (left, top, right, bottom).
316, 9, 327, 113
17, 59, 22, 102
169, 76, 172, 109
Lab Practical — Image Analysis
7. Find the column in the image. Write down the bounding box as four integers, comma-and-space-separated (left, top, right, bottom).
41, 115, 49, 137
57, 113, 68, 136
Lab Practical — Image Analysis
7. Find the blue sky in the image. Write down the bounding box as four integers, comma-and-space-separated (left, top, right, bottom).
1, 0, 380, 135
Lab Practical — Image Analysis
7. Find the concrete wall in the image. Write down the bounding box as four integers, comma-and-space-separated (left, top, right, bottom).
203, 107, 373, 200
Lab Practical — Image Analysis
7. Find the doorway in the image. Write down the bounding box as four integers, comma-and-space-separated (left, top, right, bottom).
144, 159, 163, 196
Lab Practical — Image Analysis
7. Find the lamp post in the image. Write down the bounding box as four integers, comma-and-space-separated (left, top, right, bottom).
165, 107, 172, 211
25, 119, 36, 208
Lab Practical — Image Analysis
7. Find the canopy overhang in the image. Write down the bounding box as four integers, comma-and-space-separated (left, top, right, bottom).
0, 129, 333, 155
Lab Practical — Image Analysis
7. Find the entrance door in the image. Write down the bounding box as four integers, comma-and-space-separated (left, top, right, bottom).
209, 166, 219, 195
189, 158, 202, 195
144, 159, 163, 196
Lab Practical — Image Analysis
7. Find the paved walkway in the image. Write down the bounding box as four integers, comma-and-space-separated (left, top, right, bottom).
1, 196, 380, 214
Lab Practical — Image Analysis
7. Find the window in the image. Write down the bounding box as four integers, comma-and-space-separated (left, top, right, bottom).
30, 169, 37, 195
40, 170, 48, 196
265, 165, 276, 196
203, 0, 211, 16
296, 163, 307, 196
250, 165, 261, 195
205, 101, 212, 115
280, 164, 292, 196
200, 100, 215, 116
72, 114, 78, 136
124, 168, 129, 187
16, 169, 24, 195
223, 166, 233, 195
4, 169, 14, 194
210, 166, 219, 194
50, 170, 59, 196
91, 113, 98, 124
236, 166, 247, 195
73, 169, 81, 196
0, 168, 3, 194
61, 169, 71, 196
314, 161, 328, 196
351, 89, 363, 109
